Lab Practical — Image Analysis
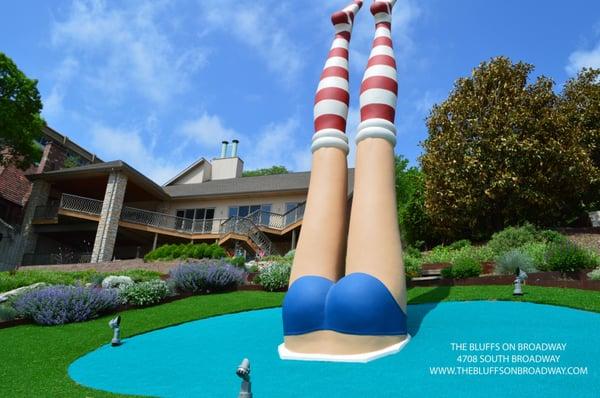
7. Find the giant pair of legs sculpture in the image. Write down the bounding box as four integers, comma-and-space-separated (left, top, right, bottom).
281, 0, 407, 361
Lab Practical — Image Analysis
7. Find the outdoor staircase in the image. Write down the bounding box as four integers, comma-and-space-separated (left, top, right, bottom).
33, 193, 305, 257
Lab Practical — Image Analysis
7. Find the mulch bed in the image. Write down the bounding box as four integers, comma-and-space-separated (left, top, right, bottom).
409, 269, 600, 291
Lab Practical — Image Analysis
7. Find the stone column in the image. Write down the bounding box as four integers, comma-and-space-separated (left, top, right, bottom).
20, 180, 51, 261
91, 172, 128, 263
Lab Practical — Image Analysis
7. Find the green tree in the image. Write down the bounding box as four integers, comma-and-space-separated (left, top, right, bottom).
560, 68, 600, 209
0, 52, 44, 169
421, 56, 596, 240
243, 165, 289, 177
394, 155, 432, 246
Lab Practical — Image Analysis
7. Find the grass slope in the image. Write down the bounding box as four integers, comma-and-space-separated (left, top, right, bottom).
1, 286, 599, 397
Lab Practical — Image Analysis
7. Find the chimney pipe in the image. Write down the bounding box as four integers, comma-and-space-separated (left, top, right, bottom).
220, 141, 229, 158
231, 139, 239, 158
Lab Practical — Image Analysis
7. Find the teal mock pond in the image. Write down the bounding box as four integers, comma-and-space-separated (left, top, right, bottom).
69, 301, 600, 397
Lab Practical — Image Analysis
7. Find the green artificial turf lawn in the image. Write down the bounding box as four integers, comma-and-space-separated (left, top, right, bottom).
1, 286, 599, 397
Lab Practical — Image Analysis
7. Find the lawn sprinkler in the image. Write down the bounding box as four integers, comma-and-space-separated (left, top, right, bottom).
513, 267, 528, 296
236, 358, 252, 398
109, 315, 122, 346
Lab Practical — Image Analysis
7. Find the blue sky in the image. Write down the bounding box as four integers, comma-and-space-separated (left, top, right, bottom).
2, 0, 600, 184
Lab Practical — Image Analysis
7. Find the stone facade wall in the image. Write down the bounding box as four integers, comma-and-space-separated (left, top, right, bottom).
19, 180, 51, 256
91, 172, 128, 262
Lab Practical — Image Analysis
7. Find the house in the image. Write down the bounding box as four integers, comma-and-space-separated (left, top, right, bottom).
0, 126, 101, 227
19, 138, 355, 265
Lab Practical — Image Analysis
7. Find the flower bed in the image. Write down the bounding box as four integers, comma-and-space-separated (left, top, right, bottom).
0, 260, 248, 327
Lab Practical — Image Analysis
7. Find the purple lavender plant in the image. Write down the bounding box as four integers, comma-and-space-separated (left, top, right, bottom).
13, 285, 119, 325
169, 259, 245, 294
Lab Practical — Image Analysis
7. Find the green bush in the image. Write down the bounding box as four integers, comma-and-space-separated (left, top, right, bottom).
284, 249, 296, 259
191, 243, 208, 259
119, 280, 170, 306
441, 256, 482, 279
403, 255, 422, 279
0, 269, 161, 293
0, 304, 17, 321
144, 243, 226, 262
538, 229, 567, 244
487, 223, 538, 255
494, 250, 537, 275
404, 245, 422, 258
209, 245, 227, 259
587, 268, 600, 281
447, 239, 471, 250
257, 263, 291, 291
519, 242, 549, 271
422, 245, 493, 265
546, 241, 598, 273
261, 255, 293, 265
227, 256, 246, 268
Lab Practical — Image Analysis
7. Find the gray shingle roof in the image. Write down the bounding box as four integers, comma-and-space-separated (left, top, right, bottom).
30, 160, 355, 199
164, 169, 355, 198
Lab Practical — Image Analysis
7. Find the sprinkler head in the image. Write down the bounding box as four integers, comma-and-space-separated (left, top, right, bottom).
109, 315, 121, 329
236, 358, 250, 381
109, 315, 122, 347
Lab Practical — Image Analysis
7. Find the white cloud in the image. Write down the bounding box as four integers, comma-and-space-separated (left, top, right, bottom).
179, 113, 309, 171
198, 0, 304, 85
414, 90, 442, 114
51, 0, 207, 104
43, 57, 79, 119
90, 124, 185, 184
567, 41, 600, 75
179, 113, 240, 151
246, 118, 302, 169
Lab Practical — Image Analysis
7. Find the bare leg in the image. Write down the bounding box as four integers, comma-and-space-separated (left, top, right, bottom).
340, 0, 408, 352
282, 1, 409, 361
282, 1, 364, 355
288, 0, 363, 285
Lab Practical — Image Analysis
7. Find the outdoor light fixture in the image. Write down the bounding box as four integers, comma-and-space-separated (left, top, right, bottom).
236, 358, 252, 398
513, 268, 528, 296
109, 315, 122, 346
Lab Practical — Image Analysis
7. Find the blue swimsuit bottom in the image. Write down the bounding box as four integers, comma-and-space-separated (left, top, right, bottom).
282, 272, 407, 336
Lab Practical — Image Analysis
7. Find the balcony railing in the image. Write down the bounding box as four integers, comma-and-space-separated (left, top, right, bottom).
247, 203, 305, 230
60, 193, 103, 216
32, 193, 306, 256
120, 206, 226, 235
219, 216, 273, 256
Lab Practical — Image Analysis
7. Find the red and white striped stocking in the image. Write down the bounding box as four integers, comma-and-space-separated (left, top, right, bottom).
357, 0, 398, 147
311, 0, 364, 154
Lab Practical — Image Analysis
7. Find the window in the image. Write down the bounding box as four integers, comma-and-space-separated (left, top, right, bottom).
175, 208, 215, 232
228, 204, 272, 225
176, 208, 215, 220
